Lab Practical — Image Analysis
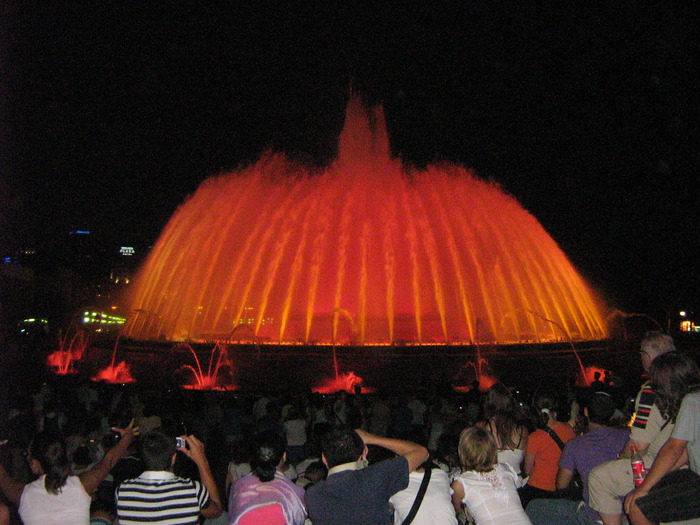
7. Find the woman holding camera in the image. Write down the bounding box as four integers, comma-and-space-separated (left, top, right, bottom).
0, 421, 137, 524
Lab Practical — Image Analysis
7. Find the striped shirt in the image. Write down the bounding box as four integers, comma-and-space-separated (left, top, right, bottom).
632, 381, 656, 430
116, 471, 210, 525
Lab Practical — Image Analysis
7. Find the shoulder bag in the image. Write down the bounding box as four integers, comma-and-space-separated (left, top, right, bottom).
401, 466, 432, 525
545, 426, 583, 501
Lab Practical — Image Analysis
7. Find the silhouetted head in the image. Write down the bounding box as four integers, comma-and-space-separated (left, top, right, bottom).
304, 461, 328, 484
140, 430, 176, 471
483, 383, 516, 417
585, 392, 616, 425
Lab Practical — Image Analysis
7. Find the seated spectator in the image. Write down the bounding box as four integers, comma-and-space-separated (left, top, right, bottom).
294, 440, 321, 480
451, 426, 530, 525
519, 392, 576, 508
0, 422, 137, 524
368, 393, 392, 437
624, 351, 700, 524
295, 460, 328, 489
225, 438, 253, 495
228, 430, 306, 525
463, 380, 483, 425
476, 383, 529, 476
590, 372, 606, 393
283, 405, 308, 466
434, 429, 462, 480
71, 443, 96, 476
526, 391, 629, 525
305, 428, 428, 525
588, 332, 676, 525
390, 458, 457, 525
279, 457, 298, 481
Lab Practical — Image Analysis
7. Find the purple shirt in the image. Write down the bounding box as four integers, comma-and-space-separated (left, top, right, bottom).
228, 470, 306, 525
559, 425, 629, 520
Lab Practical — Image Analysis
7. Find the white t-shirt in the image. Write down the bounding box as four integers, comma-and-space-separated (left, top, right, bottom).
497, 449, 525, 476
455, 463, 531, 525
672, 391, 700, 473
19, 475, 90, 525
390, 468, 458, 525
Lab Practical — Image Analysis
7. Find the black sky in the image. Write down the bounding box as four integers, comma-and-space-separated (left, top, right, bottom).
1, 2, 698, 319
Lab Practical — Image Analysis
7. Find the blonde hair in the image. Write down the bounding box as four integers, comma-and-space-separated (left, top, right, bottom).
458, 426, 497, 473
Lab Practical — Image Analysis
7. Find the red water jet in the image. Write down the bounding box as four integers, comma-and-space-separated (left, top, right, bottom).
93, 361, 135, 384
313, 372, 374, 394
175, 342, 236, 391
47, 329, 89, 375
123, 95, 608, 346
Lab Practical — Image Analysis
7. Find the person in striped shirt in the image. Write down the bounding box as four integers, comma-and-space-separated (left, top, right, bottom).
116, 430, 222, 524
587, 332, 676, 525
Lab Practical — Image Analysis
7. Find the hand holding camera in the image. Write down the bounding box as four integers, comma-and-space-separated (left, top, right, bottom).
175, 434, 207, 468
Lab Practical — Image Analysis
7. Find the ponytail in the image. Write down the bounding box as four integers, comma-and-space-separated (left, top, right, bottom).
533, 393, 557, 430
250, 431, 286, 483
29, 432, 71, 494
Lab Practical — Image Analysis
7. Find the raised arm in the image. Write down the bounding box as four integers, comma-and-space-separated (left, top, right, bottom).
355, 429, 429, 472
80, 420, 138, 494
178, 434, 222, 520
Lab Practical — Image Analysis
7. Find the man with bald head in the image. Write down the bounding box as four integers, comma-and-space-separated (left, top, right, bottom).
588, 332, 676, 525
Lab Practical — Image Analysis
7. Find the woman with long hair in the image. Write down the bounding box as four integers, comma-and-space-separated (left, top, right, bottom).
518, 392, 576, 508
0, 422, 136, 524
476, 383, 529, 476
228, 430, 306, 525
625, 352, 700, 525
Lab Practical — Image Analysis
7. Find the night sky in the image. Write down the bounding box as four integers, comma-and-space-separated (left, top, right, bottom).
1, 3, 698, 320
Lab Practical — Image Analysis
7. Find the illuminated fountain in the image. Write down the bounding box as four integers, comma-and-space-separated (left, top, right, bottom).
454, 353, 498, 392
313, 371, 370, 395
93, 335, 135, 384
47, 328, 90, 375
174, 342, 236, 390
123, 95, 608, 349
94, 361, 135, 383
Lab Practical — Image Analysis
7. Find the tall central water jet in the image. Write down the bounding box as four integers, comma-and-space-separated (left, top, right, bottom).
123, 96, 608, 345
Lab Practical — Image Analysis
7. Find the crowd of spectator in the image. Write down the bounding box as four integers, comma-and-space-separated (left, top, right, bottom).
0, 331, 697, 524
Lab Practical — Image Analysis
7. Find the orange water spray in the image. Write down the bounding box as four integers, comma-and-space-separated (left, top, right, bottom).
124, 96, 608, 345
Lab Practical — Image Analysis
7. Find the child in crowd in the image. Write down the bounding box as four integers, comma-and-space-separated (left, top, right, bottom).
225, 439, 253, 495
295, 460, 327, 489
451, 426, 531, 525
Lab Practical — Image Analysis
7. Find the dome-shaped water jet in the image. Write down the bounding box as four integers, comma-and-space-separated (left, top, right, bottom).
122, 96, 608, 346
